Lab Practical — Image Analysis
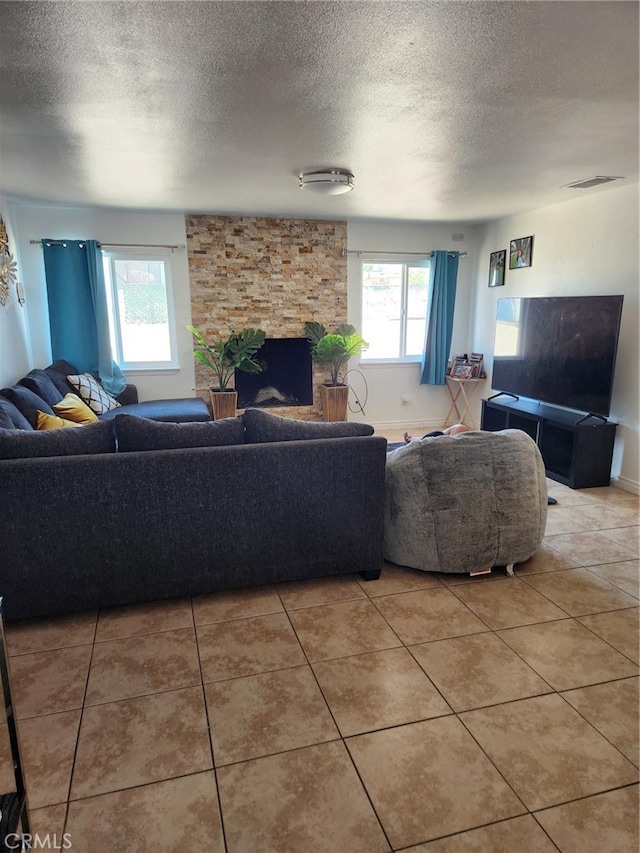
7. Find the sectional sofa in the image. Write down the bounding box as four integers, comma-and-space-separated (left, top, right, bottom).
0, 402, 386, 621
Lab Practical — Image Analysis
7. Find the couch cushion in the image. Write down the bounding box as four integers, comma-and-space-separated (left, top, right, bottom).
0, 385, 55, 428
114, 413, 244, 452
0, 419, 116, 458
19, 369, 65, 407
67, 372, 122, 415
45, 360, 79, 397
243, 407, 375, 443
0, 396, 33, 430
99, 398, 211, 423
53, 393, 99, 424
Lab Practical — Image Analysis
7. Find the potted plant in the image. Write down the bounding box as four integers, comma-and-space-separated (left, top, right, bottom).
303, 321, 368, 421
188, 325, 266, 419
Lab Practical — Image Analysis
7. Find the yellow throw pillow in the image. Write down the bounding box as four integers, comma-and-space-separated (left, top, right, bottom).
36, 410, 83, 430
53, 392, 99, 424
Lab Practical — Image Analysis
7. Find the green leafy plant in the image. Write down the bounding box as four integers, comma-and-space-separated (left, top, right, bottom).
303, 321, 368, 386
188, 325, 266, 391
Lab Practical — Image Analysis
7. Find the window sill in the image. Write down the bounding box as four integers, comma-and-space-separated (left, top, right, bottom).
359, 359, 422, 368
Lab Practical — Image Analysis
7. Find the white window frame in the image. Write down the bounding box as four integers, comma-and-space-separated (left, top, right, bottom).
102, 250, 179, 371
360, 257, 431, 363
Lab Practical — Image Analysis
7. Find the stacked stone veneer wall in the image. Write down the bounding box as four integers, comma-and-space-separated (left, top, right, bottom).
185, 215, 347, 420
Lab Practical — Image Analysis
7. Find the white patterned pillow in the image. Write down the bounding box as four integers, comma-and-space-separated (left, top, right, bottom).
66, 373, 122, 415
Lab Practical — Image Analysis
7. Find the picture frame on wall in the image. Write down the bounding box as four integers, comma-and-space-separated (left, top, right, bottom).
488, 250, 506, 287
509, 235, 534, 269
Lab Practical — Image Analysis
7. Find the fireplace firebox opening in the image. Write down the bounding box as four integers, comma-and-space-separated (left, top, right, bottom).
236, 338, 313, 408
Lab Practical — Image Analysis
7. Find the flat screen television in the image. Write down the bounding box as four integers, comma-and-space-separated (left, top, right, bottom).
491, 295, 624, 417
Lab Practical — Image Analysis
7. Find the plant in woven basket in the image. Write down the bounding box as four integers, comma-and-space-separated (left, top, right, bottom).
303, 321, 368, 386
188, 325, 266, 391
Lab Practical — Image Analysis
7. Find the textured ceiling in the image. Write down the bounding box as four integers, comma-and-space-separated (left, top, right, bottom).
0, 1, 638, 223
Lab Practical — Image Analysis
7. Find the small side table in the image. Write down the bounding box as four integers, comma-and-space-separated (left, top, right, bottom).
0, 598, 30, 850
443, 376, 485, 429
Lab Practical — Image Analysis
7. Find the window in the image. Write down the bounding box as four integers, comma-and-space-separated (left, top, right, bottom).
361, 260, 430, 361
102, 253, 178, 370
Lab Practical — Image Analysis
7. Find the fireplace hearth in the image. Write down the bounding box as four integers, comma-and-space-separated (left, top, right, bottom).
236, 338, 313, 409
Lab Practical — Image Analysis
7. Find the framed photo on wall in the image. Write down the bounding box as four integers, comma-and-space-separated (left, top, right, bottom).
488, 250, 506, 287
509, 236, 534, 269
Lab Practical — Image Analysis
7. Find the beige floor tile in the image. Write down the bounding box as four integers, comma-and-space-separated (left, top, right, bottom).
498, 619, 638, 690
372, 588, 488, 645
544, 483, 598, 507
0, 721, 14, 792
601, 526, 640, 557
357, 563, 443, 596
544, 508, 589, 536
95, 597, 193, 642
347, 716, 525, 849
28, 804, 67, 844
206, 665, 338, 765
66, 772, 225, 853
544, 531, 636, 566
561, 677, 639, 765
411, 633, 551, 712
192, 584, 283, 625
451, 576, 568, 629
217, 741, 389, 853
10, 645, 92, 719
19, 710, 80, 808
71, 686, 212, 799
438, 568, 506, 586
584, 486, 639, 507
534, 785, 639, 853
5, 611, 97, 656
86, 627, 201, 705
287, 599, 401, 662
578, 607, 639, 664
312, 647, 451, 736
523, 567, 639, 615
197, 612, 306, 681
276, 574, 366, 609
559, 503, 639, 531
587, 560, 640, 598
461, 694, 638, 811
515, 542, 581, 575
403, 814, 558, 852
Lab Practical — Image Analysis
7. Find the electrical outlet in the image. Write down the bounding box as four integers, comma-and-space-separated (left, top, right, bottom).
401, 396, 412, 403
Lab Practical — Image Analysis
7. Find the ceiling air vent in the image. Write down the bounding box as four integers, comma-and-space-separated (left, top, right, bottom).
564, 176, 624, 189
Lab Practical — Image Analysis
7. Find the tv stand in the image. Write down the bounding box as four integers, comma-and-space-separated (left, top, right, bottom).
481, 397, 617, 489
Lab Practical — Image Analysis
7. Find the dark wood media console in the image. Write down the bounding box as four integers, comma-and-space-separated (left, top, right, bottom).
481, 396, 617, 489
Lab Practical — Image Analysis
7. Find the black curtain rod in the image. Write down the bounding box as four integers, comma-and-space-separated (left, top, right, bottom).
30, 240, 184, 250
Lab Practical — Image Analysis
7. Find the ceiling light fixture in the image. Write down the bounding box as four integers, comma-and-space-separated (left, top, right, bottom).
299, 169, 354, 195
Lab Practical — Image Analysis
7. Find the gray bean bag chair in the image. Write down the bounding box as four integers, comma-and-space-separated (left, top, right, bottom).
384, 429, 547, 574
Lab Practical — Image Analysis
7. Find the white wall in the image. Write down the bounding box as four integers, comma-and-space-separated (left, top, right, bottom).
6, 202, 196, 399
347, 220, 480, 429
471, 182, 639, 492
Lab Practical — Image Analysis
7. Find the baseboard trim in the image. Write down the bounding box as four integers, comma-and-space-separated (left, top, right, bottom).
610, 475, 640, 495
370, 420, 445, 431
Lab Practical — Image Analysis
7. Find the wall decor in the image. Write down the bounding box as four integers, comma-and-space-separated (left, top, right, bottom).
488, 249, 506, 287
509, 235, 533, 269
0, 216, 23, 307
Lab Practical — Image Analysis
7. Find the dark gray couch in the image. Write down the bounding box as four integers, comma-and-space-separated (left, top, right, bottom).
0, 360, 210, 428
0, 409, 386, 621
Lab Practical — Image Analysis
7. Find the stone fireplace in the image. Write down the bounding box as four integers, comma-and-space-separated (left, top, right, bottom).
186, 215, 347, 419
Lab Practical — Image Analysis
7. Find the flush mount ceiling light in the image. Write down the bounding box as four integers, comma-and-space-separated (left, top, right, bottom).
299, 169, 354, 195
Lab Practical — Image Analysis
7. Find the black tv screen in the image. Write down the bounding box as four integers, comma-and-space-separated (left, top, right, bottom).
491, 295, 624, 417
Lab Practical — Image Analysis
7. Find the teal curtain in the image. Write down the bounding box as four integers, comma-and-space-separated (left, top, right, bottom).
420, 250, 460, 385
42, 239, 126, 395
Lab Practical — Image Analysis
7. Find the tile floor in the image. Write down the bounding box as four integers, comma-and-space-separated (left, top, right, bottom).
1, 477, 638, 852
